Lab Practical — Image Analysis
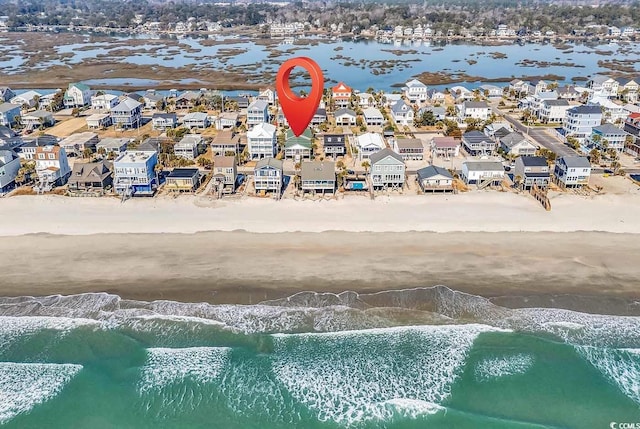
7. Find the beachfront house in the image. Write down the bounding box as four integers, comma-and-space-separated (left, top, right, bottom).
332, 82, 352, 109
381, 93, 402, 107
554, 156, 591, 188
431, 136, 460, 158
563, 105, 603, 143
35, 145, 71, 187
182, 112, 209, 129
356, 132, 385, 160
112, 97, 143, 129
247, 122, 277, 160
59, 132, 99, 157
247, 100, 269, 127
392, 138, 424, 161
165, 168, 200, 192
335, 108, 357, 126
323, 134, 346, 159
67, 161, 113, 193
0, 103, 20, 127
175, 134, 203, 160
461, 159, 504, 186
22, 110, 54, 129
390, 100, 414, 126
300, 160, 336, 194
462, 130, 496, 156
96, 138, 128, 156
0, 149, 20, 192
113, 148, 158, 196
403, 79, 428, 103
514, 156, 550, 190
64, 83, 91, 108
0, 87, 15, 102
212, 155, 237, 194
86, 113, 111, 130
91, 93, 119, 111
369, 148, 405, 190
587, 123, 627, 153
254, 157, 283, 195
211, 130, 242, 156
416, 165, 454, 193
457, 101, 491, 123
284, 128, 313, 160
450, 86, 474, 102
363, 107, 384, 127
152, 113, 178, 130
499, 132, 537, 156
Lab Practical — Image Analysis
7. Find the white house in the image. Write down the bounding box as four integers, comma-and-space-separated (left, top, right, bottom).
91, 93, 119, 111
390, 100, 414, 126
257, 88, 277, 105
563, 105, 603, 142
335, 108, 357, 126
461, 159, 505, 185
588, 123, 627, 153
86, 113, 111, 130
538, 99, 571, 123
554, 156, 591, 188
358, 93, 375, 108
589, 75, 619, 98
403, 79, 428, 103
112, 97, 142, 129
35, 145, 71, 187
356, 132, 385, 160
363, 107, 385, 126
22, 110, 54, 129
182, 112, 209, 129
174, 134, 202, 160
457, 101, 491, 122
11, 90, 42, 109
479, 84, 503, 98
247, 122, 277, 160
64, 83, 92, 108
499, 132, 537, 156
247, 100, 269, 127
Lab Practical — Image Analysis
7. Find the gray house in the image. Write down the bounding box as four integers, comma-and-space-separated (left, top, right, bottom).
112, 97, 143, 129
0, 87, 16, 102
254, 157, 283, 196
67, 161, 113, 193
0, 149, 20, 191
499, 132, 537, 156
323, 134, 346, 158
247, 99, 269, 127
462, 130, 496, 156
369, 148, 405, 190
0, 103, 21, 127
152, 113, 177, 130
514, 156, 550, 189
182, 112, 209, 129
554, 156, 591, 188
416, 165, 454, 192
300, 161, 336, 194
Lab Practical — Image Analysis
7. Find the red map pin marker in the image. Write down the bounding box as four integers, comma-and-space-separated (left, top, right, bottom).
276, 57, 324, 137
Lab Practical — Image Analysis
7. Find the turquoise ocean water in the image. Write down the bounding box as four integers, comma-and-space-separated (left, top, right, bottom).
1, 287, 639, 428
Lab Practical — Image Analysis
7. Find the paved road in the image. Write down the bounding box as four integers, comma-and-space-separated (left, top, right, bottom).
500, 113, 577, 157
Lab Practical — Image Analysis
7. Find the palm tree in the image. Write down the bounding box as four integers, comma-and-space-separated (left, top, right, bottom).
154, 162, 164, 186
82, 147, 93, 159
589, 148, 601, 165
361, 160, 370, 173
514, 175, 523, 190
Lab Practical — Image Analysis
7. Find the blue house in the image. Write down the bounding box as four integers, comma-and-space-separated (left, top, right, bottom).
113, 148, 158, 196
0, 103, 21, 127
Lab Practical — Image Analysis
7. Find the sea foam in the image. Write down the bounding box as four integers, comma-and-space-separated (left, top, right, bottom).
0, 362, 83, 424
271, 324, 499, 426
474, 354, 535, 383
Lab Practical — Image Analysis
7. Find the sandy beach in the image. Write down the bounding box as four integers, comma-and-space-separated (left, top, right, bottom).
0, 193, 639, 313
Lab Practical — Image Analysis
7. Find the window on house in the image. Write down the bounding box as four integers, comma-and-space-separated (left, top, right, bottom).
38, 153, 45, 159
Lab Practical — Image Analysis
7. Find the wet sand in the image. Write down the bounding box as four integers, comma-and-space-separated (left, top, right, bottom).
1, 231, 639, 315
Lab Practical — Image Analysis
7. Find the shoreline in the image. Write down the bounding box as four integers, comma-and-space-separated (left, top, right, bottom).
2, 230, 640, 315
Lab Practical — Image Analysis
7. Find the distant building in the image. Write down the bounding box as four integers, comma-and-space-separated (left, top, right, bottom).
112, 97, 143, 129
499, 132, 537, 156
355, 132, 385, 160
91, 93, 119, 111
403, 79, 428, 103
431, 136, 460, 158
182, 112, 209, 129
211, 130, 242, 156
247, 100, 269, 127
390, 100, 414, 126
0, 103, 20, 127
462, 130, 496, 156
284, 128, 313, 160
152, 113, 177, 130
457, 101, 491, 122
392, 138, 424, 160
335, 108, 357, 126
174, 134, 203, 160
0, 149, 20, 192
363, 107, 384, 126
64, 83, 92, 108
59, 132, 99, 157
588, 123, 627, 153
332, 82, 352, 108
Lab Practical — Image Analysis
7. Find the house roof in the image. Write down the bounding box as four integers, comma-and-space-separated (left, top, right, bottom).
314, 108, 327, 117
363, 107, 384, 119
0, 126, 16, 139
255, 157, 283, 170
248, 99, 268, 111
593, 123, 625, 135
68, 161, 112, 184
463, 101, 489, 109
0, 149, 18, 167
285, 128, 312, 140
405, 79, 427, 88
177, 134, 202, 147
152, 112, 177, 120
113, 97, 142, 111
176, 91, 201, 101
70, 82, 90, 91
569, 105, 602, 115
86, 113, 110, 121
494, 127, 512, 139
356, 132, 385, 149
543, 99, 570, 106
23, 110, 52, 119
432, 136, 459, 148
500, 132, 528, 147
183, 112, 208, 121
463, 130, 491, 144
416, 165, 453, 180
464, 160, 504, 171
168, 168, 199, 178
391, 100, 411, 114
97, 137, 128, 149
213, 155, 235, 168
590, 75, 613, 84
332, 82, 352, 94
560, 156, 591, 168
519, 156, 547, 167
0, 103, 20, 113
369, 147, 404, 164
301, 161, 336, 181
248, 122, 276, 138
395, 138, 423, 150
334, 108, 356, 117
323, 134, 345, 145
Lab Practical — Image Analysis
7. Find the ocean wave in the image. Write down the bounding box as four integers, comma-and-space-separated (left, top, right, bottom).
474, 354, 535, 383
0, 316, 101, 352
0, 362, 83, 424
271, 324, 498, 426
576, 346, 640, 406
